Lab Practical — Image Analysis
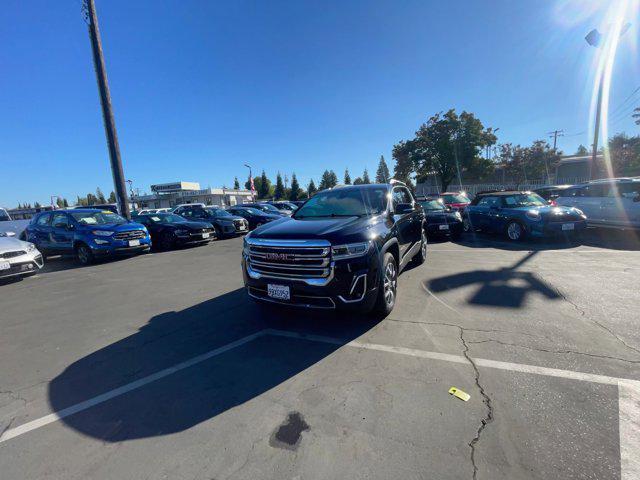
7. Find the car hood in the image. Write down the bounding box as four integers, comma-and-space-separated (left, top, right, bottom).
425, 210, 461, 222
79, 222, 146, 232
249, 215, 381, 242
0, 236, 32, 253
169, 221, 212, 230
504, 205, 583, 218
215, 215, 245, 223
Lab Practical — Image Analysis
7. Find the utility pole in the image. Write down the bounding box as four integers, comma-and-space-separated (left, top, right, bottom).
547, 129, 564, 151
83, 0, 131, 219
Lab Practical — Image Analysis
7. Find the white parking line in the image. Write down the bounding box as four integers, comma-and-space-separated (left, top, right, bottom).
1, 328, 638, 480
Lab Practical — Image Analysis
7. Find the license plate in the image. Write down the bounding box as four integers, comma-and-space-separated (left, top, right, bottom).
267, 284, 290, 301
0, 261, 10, 271
202, 232, 210, 239
128, 239, 141, 246
439, 224, 449, 230
562, 223, 575, 231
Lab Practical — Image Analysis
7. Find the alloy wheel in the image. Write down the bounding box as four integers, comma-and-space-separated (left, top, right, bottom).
507, 222, 522, 240
383, 261, 397, 308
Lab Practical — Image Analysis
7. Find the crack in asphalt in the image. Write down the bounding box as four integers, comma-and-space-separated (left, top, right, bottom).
550, 283, 640, 357
468, 339, 640, 364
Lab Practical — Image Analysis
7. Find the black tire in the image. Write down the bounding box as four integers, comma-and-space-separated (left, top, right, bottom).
505, 220, 525, 241
462, 217, 472, 233
160, 233, 175, 250
414, 230, 428, 265
214, 226, 223, 239
75, 243, 94, 265
372, 252, 398, 317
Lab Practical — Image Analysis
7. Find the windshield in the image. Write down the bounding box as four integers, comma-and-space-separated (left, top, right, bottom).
253, 204, 280, 213
71, 211, 127, 225
441, 194, 470, 204
503, 193, 547, 208
145, 214, 186, 223
419, 199, 446, 211
207, 208, 232, 218
294, 187, 388, 218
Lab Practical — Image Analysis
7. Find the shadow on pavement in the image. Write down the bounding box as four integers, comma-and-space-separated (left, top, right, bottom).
426, 251, 561, 308
48, 288, 378, 442
453, 227, 640, 252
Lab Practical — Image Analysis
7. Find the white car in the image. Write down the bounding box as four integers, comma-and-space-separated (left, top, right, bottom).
556, 178, 640, 229
0, 232, 44, 280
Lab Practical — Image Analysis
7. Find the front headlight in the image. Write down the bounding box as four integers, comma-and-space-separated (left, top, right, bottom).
525, 210, 542, 222
573, 208, 585, 216
92, 230, 114, 236
26, 242, 37, 252
454, 211, 462, 221
331, 241, 371, 260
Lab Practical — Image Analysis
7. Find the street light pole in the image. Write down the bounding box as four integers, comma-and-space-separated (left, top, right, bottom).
590, 75, 604, 180
244, 164, 254, 201
83, 0, 131, 219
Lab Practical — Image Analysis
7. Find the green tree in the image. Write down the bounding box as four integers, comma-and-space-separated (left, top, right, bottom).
606, 133, 640, 177
375, 155, 391, 183
633, 107, 639, 125
274, 172, 285, 199
86, 193, 98, 205
362, 169, 371, 184
108, 191, 117, 203
233, 177, 240, 189
344, 169, 352, 185
289, 173, 301, 201
63, 198, 69, 207
575, 144, 589, 156
353, 177, 364, 185
307, 178, 317, 196
392, 140, 415, 188
96, 187, 106, 203
34, 201, 42, 208
56, 197, 64, 208
396, 109, 496, 191
318, 170, 338, 190
258, 170, 271, 199
497, 140, 560, 186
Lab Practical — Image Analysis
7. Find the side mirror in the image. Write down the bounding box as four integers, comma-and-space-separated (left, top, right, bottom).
394, 203, 414, 215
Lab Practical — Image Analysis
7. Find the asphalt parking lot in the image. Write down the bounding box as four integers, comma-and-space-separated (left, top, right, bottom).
1, 230, 639, 480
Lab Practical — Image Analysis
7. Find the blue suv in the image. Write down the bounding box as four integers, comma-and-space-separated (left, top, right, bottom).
463, 191, 587, 241
25, 209, 151, 264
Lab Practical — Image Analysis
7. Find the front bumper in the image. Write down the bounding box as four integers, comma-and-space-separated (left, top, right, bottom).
425, 222, 463, 236
529, 219, 588, 237
242, 251, 380, 310
89, 235, 152, 256
0, 252, 44, 279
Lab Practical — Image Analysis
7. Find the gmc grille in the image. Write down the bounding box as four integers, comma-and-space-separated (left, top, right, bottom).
246, 239, 331, 280
114, 230, 146, 241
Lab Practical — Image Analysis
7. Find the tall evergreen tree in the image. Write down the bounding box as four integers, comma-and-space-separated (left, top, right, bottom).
328, 170, 338, 187
375, 155, 391, 183
344, 169, 352, 185
353, 177, 364, 185
233, 177, 240, 189
307, 178, 317, 196
96, 187, 106, 203
259, 170, 270, 198
289, 173, 301, 201
63, 198, 69, 207
108, 191, 117, 203
362, 168, 371, 184
318, 170, 332, 190
274, 172, 285, 199
34, 201, 42, 208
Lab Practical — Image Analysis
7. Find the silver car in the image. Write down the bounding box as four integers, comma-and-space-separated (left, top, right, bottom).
556, 178, 640, 228
0, 232, 44, 280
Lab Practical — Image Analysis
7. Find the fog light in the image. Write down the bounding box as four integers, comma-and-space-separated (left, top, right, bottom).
94, 239, 109, 245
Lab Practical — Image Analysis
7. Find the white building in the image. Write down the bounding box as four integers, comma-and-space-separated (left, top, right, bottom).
133, 181, 254, 209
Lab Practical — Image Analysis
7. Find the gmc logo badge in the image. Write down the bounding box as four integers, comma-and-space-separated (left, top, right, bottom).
266, 252, 292, 261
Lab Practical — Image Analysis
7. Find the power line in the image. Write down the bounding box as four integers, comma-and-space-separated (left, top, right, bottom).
547, 129, 564, 150
610, 85, 640, 117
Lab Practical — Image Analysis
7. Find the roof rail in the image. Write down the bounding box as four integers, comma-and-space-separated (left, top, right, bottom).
389, 178, 406, 186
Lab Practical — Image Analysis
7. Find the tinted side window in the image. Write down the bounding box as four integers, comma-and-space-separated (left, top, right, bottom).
476, 196, 497, 207
582, 184, 610, 197
36, 213, 52, 226
611, 182, 640, 198
51, 213, 69, 228
392, 187, 412, 206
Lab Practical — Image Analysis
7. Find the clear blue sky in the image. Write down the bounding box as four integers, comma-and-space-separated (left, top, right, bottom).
1, 0, 638, 206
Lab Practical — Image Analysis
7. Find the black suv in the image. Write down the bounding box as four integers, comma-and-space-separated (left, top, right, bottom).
174, 205, 249, 238
242, 182, 426, 316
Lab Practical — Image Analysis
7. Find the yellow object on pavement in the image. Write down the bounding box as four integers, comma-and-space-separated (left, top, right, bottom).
448, 387, 471, 402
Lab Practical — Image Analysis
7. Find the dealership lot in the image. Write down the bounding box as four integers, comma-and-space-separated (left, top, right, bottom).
1, 231, 639, 479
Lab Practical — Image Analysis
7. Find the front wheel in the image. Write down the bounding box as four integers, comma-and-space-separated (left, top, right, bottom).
505, 221, 525, 241
372, 252, 398, 317
462, 217, 472, 233
76, 243, 94, 265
